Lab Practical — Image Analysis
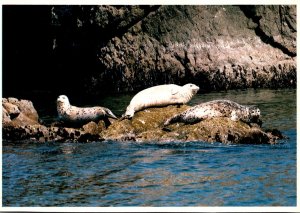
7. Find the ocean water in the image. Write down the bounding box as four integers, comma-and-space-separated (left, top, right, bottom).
2, 89, 296, 206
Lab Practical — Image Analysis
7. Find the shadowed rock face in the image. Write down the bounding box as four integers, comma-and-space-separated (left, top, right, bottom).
3, 5, 296, 96
2, 98, 282, 144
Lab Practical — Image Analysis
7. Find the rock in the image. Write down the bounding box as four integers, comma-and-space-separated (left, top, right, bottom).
241, 5, 296, 56
82, 121, 100, 135
161, 117, 272, 144
2, 124, 50, 142
102, 119, 136, 141
2, 97, 51, 142
2, 97, 284, 144
102, 105, 280, 144
2, 107, 11, 124
96, 5, 296, 93
3, 6, 296, 96
2, 97, 105, 143
2, 102, 20, 118
2, 98, 39, 127
102, 105, 190, 141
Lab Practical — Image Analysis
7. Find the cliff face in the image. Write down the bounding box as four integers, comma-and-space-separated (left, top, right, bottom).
96, 5, 296, 93
3, 5, 296, 96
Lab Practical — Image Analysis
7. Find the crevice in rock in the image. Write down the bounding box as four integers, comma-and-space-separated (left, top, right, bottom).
100, 5, 161, 45
254, 27, 296, 57
239, 5, 296, 58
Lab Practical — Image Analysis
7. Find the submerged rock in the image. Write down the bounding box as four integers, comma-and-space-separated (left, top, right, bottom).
2, 97, 282, 144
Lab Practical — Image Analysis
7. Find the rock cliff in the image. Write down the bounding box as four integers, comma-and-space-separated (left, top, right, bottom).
96, 5, 296, 93
3, 5, 296, 96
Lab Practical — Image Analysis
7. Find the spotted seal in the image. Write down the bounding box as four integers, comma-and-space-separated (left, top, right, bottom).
164, 99, 261, 126
123, 83, 199, 119
57, 95, 117, 125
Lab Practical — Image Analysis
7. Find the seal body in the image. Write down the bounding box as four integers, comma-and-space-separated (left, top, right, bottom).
57, 95, 117, 124
124, 83, 199, 118
164, 100, 261, 126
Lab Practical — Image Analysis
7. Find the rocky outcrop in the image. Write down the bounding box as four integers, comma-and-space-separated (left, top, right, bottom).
102, 105, 280, 144
3, 5, 296, 96
2, 98, 105, 142
3, 98, 39, 127
2, 98, 283, 144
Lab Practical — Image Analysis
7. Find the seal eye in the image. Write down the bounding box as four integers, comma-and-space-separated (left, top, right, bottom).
251, 109, 260, 115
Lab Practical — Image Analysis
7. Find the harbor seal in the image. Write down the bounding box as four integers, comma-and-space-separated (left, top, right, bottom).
164, 99, 261, 126
57, 95, 117, 125
123, 83, 199, 119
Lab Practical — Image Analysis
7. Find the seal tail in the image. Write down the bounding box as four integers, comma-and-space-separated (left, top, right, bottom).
104, 108, 118, 119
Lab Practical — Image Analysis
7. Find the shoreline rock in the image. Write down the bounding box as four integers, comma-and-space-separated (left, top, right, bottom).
2, 97, 283, 145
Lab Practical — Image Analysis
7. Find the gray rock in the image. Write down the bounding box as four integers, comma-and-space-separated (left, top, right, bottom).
92, 5, 296, 93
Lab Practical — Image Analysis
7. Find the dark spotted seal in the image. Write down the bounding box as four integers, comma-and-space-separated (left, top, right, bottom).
57, 95, 117, 125
164, 99, 261, 126
123, 83, 199, 119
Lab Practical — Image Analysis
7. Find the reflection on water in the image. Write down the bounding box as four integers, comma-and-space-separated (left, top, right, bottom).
2, 89, 296, 206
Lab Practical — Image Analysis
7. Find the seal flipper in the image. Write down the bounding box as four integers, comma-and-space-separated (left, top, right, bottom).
170, 87, 180, 95
104, 108, 118, 119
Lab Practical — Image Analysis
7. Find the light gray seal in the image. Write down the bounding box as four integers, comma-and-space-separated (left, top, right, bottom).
123, 83, 199, 119
164, 99, 261, 126
57, 95, 117, 125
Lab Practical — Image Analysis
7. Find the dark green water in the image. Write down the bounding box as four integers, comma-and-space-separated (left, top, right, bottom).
2, 89, 296, 206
